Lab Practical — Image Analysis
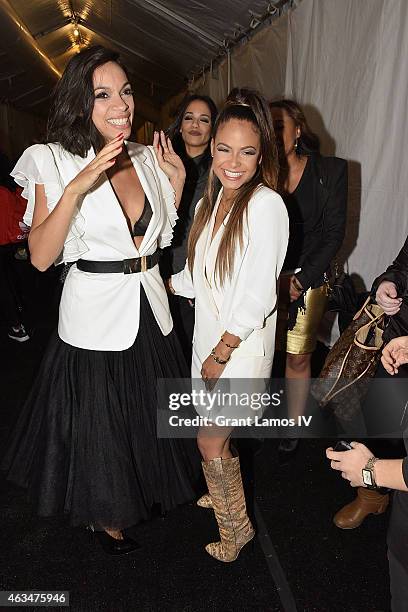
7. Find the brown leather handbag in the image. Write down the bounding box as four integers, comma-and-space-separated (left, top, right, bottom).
311, 298, 385, 421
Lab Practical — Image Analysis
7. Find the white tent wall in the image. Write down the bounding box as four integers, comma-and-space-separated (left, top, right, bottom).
188, 15, 288, 107
285, 0, 408, 292
230, 18, 288, 100
160, 13, 289, 127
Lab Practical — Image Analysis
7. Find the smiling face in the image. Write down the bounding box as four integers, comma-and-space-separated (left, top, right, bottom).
91, 61, 134, 143
180, 99, 212, 156
211, 118, 261, 196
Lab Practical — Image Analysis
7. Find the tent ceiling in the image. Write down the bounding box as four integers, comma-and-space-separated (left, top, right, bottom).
0, 0, 290, 120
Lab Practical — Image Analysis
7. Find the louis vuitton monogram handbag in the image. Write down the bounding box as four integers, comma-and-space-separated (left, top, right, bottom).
311, 297, 386, 421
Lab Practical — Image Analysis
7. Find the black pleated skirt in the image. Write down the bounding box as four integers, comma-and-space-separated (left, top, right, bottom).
2, 288, 201, 530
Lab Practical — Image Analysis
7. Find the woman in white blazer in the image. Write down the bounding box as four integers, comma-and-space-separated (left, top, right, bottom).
170, 89, 289, 562
1, 46, 201, 555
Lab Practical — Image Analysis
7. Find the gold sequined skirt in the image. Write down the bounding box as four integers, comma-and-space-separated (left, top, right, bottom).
276, 282, 329, 355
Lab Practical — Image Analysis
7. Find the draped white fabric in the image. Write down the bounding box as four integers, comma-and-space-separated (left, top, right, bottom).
190, 15, 289, 105
285, 0, 408, 291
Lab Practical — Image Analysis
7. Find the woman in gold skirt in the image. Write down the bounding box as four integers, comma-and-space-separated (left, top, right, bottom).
270, 100, 348, 455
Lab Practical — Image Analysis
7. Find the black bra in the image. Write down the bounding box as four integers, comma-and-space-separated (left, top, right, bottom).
132, 195, 153, 236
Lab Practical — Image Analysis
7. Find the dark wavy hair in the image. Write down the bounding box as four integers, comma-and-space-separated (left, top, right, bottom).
166, 94, 218, 158
187, 87, 279, 285
269, 99, 320, 155
47, 45, 129, 157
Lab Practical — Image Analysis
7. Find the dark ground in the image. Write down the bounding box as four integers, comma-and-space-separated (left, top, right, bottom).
0, 259, 392, 611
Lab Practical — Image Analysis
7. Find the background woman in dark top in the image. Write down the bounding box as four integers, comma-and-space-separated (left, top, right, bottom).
162, 94, 217, 362
270, 100, 347, 455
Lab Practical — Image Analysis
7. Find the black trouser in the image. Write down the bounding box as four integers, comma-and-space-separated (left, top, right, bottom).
0, 244, 21, 328
168, 293, 195, 366
388, 550, 408, 611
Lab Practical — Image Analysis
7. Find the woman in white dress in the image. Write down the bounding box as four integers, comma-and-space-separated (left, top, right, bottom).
2, 46, 201, 555
170, 88, 289, 562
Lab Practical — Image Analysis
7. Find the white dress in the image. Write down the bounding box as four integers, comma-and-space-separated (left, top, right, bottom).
171, 185, 289, 423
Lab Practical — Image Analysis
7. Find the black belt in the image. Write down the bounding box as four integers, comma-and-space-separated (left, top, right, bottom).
76, 251, 160, 274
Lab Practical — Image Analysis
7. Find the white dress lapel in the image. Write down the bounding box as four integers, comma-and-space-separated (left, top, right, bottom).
201, 189, 224, 316
127, 142, 161, 254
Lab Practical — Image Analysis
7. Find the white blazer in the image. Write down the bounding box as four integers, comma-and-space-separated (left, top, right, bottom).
171, 186, 289, 382
12, 142, 177, 350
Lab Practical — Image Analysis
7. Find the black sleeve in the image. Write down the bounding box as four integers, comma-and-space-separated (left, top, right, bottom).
296, 158, 347, 291
402, 457, 408, 488
371, 235, 408, 298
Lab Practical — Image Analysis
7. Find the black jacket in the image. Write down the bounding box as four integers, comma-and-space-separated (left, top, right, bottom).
371, 235, 408, 343
295, 154, 348, 291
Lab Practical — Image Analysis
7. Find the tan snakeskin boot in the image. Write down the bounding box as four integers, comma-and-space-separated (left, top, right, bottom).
197, 493, 213, 508
201, 455, 255, 562
197, 444, 239, 509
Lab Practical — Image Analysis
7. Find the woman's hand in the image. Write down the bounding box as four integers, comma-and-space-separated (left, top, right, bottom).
153, 130, 186, 185
326, 442, 374, 487
164, 278, 175, 295
376, 280, 402, 315
289, 275, 303, 302
201, 355, 227, 390
381, 336, 408, 374
65, 134, 124, 197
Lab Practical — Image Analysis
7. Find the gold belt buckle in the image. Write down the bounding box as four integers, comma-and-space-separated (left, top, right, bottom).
140, 256, 147, 272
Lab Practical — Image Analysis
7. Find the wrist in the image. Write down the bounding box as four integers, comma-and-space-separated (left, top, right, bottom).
293, 276, 304, 292
210, 347, 230, 365
372, 459, 385, 488
220, 334, 240, 350
215, 342, 232, 361
170, 171, 186, 189
166, 278, 175, 295
362, 456, 379, 489
64, 183, 82, 201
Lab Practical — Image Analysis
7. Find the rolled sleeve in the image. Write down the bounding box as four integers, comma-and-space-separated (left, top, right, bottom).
225, 191, 289, 340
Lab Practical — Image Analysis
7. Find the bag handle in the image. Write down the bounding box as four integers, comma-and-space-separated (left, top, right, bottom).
321, 352, 377, 405
353, 296, 384, 322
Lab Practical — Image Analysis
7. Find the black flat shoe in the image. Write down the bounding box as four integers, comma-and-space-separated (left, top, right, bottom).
95, 531, 141, 556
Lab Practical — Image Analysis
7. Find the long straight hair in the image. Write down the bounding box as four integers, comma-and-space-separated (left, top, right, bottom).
187, 88, 279, 286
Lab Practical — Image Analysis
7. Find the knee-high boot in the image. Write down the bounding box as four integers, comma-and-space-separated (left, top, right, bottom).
201, 454, 255, 562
